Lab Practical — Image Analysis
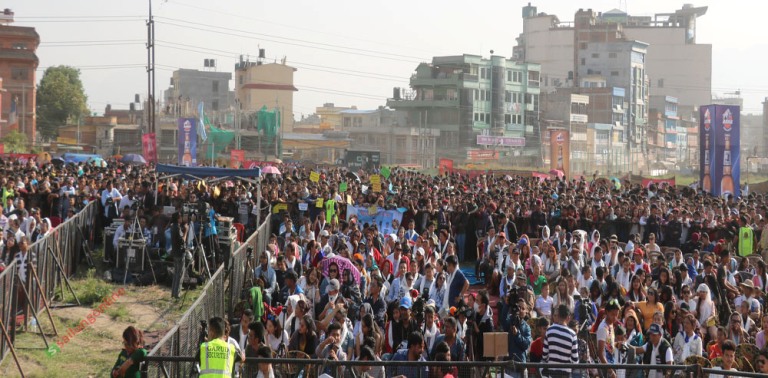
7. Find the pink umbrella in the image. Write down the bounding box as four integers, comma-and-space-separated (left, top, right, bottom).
549, 169, 565, 178
319, 256, 361, 285
262, 166, 281, 175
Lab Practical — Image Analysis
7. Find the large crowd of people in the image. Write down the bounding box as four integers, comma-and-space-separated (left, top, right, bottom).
229, 166, 768, 378
3, 156, 768, 378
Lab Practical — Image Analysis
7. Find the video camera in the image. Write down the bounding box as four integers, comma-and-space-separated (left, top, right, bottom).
507, 291, 522, 329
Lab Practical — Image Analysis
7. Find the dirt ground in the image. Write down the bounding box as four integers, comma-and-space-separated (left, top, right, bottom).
0, 284, 198, 378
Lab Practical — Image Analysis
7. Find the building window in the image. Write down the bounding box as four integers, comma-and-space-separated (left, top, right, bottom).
343, 118, 352, 128
504, 114, 511, 124
239, 75, 243, 85
580, 42, 588, 50
480, 68, 487, 80
12, 43, 27, 49
505, 91, 511, 103
474, 113, 479, 122
658, 79, 664, 88
591, 53, 599, 59
212, 100, 219, 111
611, 71, 619, 76
512, 71, 523, 83
580, 58, 586, 66
485, 113, 490, 123
609, 52, 617, 59
11, 68, 28, 80
507, 70, 512, 81
354, 117, 363, 127
474, 89, 479, 101
480, 91, 485, 101
212, 81, 219, 93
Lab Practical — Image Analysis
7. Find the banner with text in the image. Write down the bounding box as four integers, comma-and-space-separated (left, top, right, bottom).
141, 133, 157, 163
346, 206, 403, 236
177, 118, 197, 166
549, 129, 570, 178
230, 149, 245, 168
700, 105, 740, 197
438, 158, 454, 175
641, 177, 676, 188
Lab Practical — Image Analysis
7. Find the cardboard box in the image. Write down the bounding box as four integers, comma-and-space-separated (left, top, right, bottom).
482, 332, 509, 358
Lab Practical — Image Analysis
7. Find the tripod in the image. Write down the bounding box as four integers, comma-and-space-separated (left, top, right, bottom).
192, 213, 212, 280
121, 216, 157, 285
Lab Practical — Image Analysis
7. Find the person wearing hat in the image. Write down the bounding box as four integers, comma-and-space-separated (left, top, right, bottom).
628, 323, 672, 378
735, 280, 762, 317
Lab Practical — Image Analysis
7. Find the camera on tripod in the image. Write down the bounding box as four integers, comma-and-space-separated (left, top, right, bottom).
507, 291, 522, 329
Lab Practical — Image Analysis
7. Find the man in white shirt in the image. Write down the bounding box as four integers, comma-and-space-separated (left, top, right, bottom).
101, 181, 122, 218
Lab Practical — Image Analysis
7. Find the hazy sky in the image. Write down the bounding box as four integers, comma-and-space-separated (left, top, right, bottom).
7, 0, 768, 119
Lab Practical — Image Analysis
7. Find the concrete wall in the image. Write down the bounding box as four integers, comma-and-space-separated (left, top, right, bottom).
236, 63, 295, 133
521, 16, 574, 90
623, 27, 711, 107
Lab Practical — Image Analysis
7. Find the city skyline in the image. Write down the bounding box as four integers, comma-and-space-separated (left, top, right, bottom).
6, 0, 768, 118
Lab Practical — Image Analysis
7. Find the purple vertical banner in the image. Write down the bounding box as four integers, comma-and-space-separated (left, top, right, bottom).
712, 105, 740, 198
177, 118, 198, 166
699, 106, 715, 195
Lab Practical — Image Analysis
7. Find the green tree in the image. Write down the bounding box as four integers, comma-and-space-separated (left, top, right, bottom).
2, 131, 29, 153
36, 65, 89, 141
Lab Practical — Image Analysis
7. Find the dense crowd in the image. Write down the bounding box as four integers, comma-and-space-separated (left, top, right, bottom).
4, 156, 768, 378
228, 166, 768, 378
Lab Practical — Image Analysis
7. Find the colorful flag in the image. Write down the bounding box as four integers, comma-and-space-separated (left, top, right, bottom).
197, 102, 208, 142
8, 95, 17, 126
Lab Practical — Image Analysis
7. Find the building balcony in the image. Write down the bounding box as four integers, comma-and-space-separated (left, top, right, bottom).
410, 74, 460, 87
570, 114, 588, 123
386, 98, 459, 109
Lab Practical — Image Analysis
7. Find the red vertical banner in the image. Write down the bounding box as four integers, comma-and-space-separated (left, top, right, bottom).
439, 158, 454, 175
230, 149, 245, 168
0, 144, 4, 155
142, 133, 157, 163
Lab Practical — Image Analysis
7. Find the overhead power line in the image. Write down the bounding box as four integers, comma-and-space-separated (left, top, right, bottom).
154, 18, 425, 64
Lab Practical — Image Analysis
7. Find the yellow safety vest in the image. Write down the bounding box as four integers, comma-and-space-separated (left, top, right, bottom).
199, 338, 235, 378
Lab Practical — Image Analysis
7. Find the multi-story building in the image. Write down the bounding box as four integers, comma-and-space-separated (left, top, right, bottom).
541, 90, 588, 173
234, 55, 297, 133
514, 3, 711, 108
316, 103, 352, 131
339, 107, 439, 167
164, 67, 234, 124
387, 54, 540, 165
649, 95, 684, 167
0, 9, 39, 142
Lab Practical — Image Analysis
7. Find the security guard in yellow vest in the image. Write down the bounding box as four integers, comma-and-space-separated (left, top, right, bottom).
199, 317, 238, 378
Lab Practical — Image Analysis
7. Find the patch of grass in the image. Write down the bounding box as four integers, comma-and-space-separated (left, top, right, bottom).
64, 268, 117, 306
105, 303, 132, 322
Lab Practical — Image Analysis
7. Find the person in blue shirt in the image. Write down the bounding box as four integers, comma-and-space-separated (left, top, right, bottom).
202, 204, 223, 266
389, 331, 428, 378
254, 252, 277, 305
445, 255, 469, 309
507, 297, 533, 378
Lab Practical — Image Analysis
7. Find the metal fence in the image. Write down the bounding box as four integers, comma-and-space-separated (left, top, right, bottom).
0, 200, 99, 367
146, 216, 271, 378
142, 356, 768, 378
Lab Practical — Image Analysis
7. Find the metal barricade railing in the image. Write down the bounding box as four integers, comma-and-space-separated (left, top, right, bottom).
143, 357, 739, 378
0, 201, 99, 366
146, 215, 271, 378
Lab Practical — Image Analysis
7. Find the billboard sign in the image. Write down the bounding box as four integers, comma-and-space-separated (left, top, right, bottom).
178, 118, 197, 166
476, 135, 526, 147
699, 105, 740, 197
549, 129, 570, 178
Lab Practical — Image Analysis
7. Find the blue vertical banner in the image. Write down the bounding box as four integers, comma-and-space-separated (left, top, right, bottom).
178, 118, 197, 166
699, 106, 715, 194
713, 105, 740, 198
